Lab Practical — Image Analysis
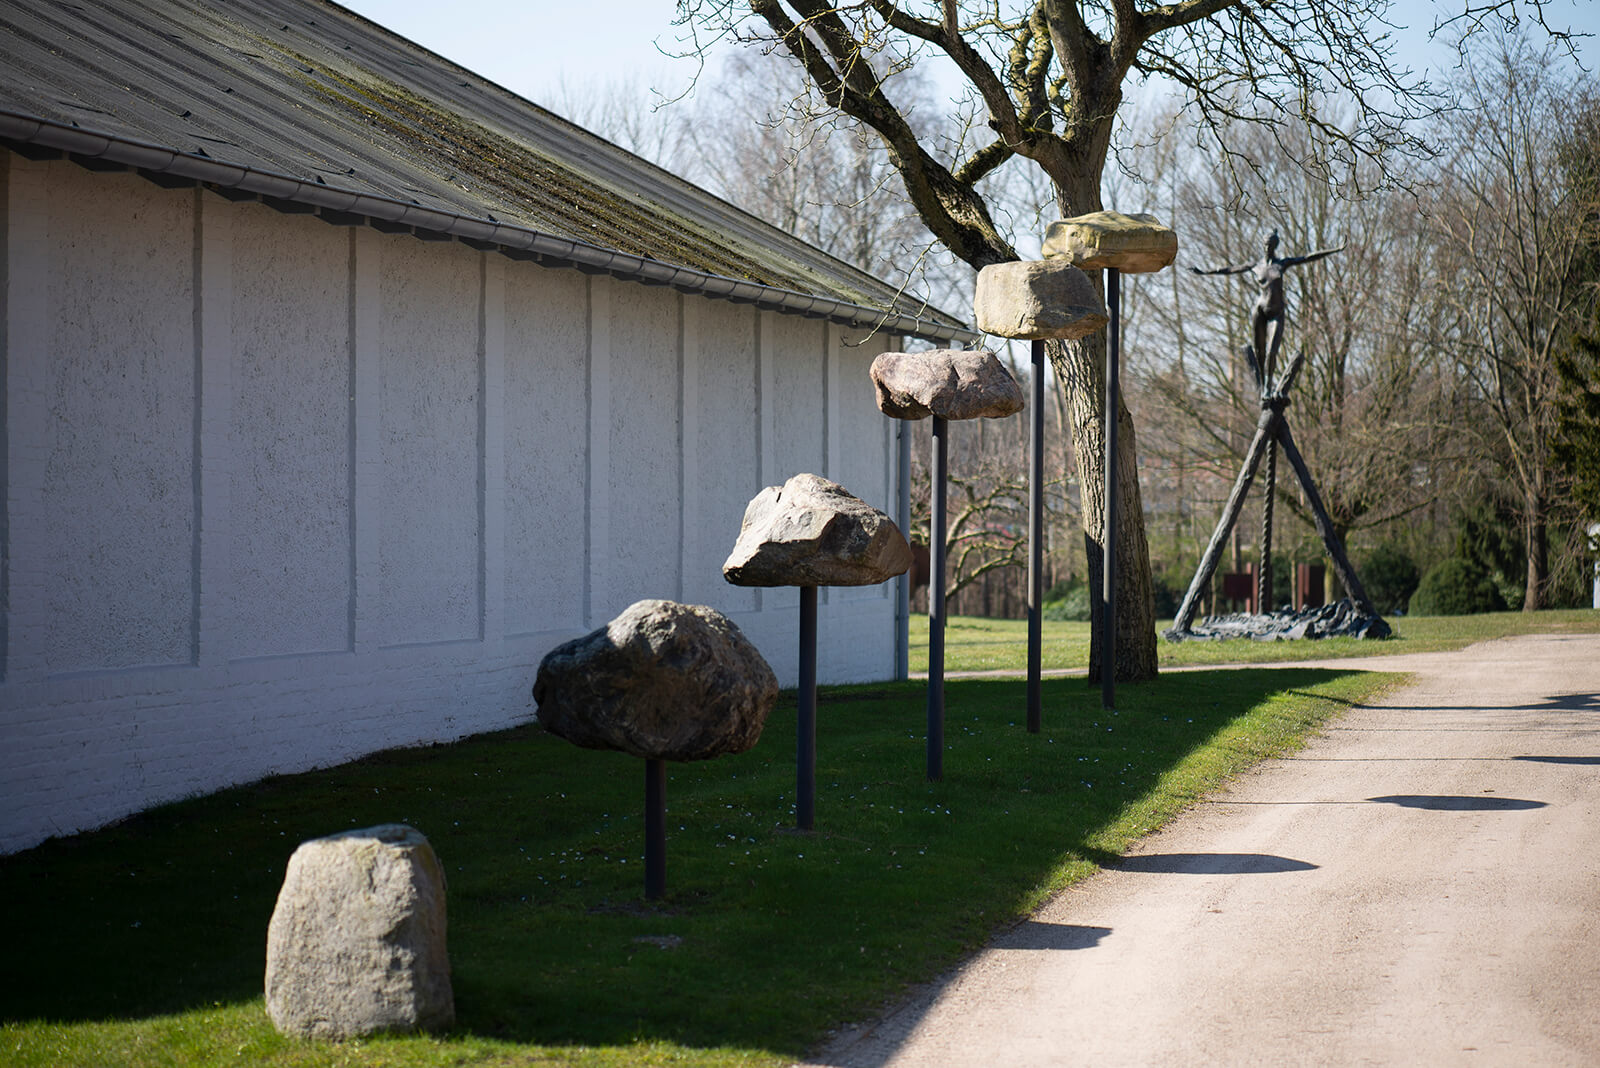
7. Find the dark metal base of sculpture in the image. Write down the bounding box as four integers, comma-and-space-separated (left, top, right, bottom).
1164, 598, 1391, 643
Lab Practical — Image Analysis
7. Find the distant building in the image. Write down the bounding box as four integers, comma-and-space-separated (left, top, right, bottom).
0, 0, 973, 853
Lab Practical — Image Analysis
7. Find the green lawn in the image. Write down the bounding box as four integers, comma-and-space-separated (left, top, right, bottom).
2, 666, 1394, 1067
912, 607, 1600, 674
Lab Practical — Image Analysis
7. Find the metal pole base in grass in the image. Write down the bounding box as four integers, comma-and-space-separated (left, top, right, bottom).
1028, 339, 1044, 733
1101, 269, 1121, 711
798, 585, 818, 831
927, 415, 948, 782
645, 758, 666, 900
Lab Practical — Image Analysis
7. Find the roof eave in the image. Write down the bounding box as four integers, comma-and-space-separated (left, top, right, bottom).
0, 110, 979, 346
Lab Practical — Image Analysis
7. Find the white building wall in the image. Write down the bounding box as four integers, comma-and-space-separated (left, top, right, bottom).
0, 152, 910, 853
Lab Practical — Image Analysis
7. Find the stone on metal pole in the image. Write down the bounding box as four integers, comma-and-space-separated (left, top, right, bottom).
533, 599, 778, 897
973, 261, 1108, 730
870, 348, 1025, 776
723, 473, 911, 827
1042, 211, 1177, 703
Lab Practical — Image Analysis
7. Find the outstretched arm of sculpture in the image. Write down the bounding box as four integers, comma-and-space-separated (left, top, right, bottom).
1282, 244, 1345, 268
1189, 262, 1254, 276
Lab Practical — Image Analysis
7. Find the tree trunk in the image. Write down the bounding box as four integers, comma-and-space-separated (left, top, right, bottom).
1048, 333, 1159, 682
1523, 480, 1548, 611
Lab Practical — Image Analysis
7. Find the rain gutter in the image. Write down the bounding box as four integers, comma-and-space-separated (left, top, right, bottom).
0, 110, 979, 346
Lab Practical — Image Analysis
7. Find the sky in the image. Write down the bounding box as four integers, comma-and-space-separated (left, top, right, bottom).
339, 0, 1597, 113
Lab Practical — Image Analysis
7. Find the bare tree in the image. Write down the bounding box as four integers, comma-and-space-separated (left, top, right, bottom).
671, 0, 1580, 680
1428, 35, 1600, 609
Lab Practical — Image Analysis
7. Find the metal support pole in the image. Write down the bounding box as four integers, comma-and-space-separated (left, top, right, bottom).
798, 585, 818, 831
644, 758, 666, 900
1101, 269, 1120, 711
1027, 339, 1044, 733
896, 419, 912, 681
927, 415, 947, 782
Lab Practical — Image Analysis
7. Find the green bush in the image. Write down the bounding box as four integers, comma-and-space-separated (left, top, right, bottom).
1409, 557, 1508, 615
1361, 542, 1421, 615
1151, 571, 1183, 619
1042, 580, 1093, 621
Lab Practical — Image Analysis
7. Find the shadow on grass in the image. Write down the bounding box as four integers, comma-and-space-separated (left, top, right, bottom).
0, 668, 1367, 1056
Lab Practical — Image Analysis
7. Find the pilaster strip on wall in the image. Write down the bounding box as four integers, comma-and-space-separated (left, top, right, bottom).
826, 322, 842, 483
194, 188, 233, 669
480, 252, 505, 644
350, 226, 381, 653
3, 155, 50, 684
679, 294, 700, 604
756, 308, 776, 614
824, 321, 843, 608
0, 154, 12, 684
586, 275, 612, 627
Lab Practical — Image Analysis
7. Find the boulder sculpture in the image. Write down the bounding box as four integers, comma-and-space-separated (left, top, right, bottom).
1041, 210, 1179, 274
534, 599, 777, 762
265, 824, 454, 1040
723, 472, 912, 588
868, 348, 1027, 421
973, 260, 1108, 341
534, 599, 778, 898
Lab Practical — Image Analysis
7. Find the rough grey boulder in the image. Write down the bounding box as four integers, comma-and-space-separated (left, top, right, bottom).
1041, 210, 1178, 274
533, 599, 778, 761
972, 261, 1109, 341
869, 349, 1027, 421
722, 473, 913, 588
265, 824, 454, 1040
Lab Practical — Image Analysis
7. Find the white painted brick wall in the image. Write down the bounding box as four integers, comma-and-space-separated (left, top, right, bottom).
0, 152, 909, 854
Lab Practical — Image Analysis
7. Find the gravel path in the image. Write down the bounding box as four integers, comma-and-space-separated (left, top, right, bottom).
806, 634, 1600, 1066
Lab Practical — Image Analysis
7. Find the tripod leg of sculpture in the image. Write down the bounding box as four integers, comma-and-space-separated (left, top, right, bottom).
1172, 406, 1281, 631
1274, 421, 1377, 616
1259, 439, 1277, 613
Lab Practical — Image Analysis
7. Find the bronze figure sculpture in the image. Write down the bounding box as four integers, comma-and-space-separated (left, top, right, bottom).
1168, 231, 1384, 639
1191, 230, 1343, 383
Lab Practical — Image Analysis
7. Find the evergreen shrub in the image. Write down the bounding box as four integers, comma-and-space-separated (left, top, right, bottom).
1361, 543, 1421, 615
1409, 557, 1508, 615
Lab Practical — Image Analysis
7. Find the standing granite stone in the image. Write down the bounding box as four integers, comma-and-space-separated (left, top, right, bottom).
722, 473, 913, 588
533, 599, 778, 761
1041, 210, 1178, 273
972, 261, 1109, 341
869, 350, 1027, 421
265, 824, 454, 1040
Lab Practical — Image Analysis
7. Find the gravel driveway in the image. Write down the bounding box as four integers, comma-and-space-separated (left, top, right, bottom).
806, 633, 1600, 1067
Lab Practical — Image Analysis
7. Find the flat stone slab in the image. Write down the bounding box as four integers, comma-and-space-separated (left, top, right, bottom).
723, 473, 912, 588
534, 599, 777, 761
870, 349, 1027, 420
1042, 210, 1177, 274
973, 260, 1108, 341
266, 824, 454, 1040
1163, 598, 1391, 642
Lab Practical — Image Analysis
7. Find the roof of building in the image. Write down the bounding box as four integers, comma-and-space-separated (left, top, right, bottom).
0, 0, 975, 343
